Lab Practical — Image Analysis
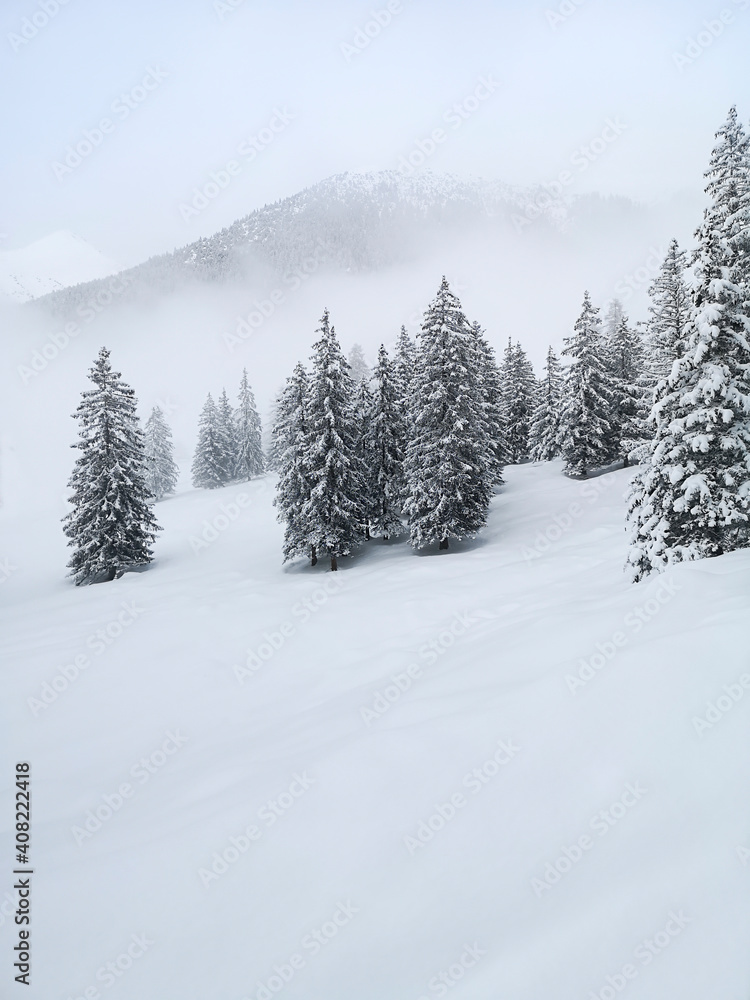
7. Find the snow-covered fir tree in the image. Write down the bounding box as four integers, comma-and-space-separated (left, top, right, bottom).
529, 346, 563, 461
302, 310, 363, 570
348, 343, 371, 385
216, 388, 237, 482
470, 321, 506, 483
273, 364, 315, 563
233, 369, 264, 480
558, 292, 615, 477
645, 238, 691, 383
367, 344, 406, 538
404, 277, 492, 550
63, 347, 160, 585
352, 376, 377, 538
500, 339, 537, 464
606, 312, 646, 465
392, 325, 417, 496
143, 406, 178, 501
626, 107, 750, 579
192, 394, 229, 489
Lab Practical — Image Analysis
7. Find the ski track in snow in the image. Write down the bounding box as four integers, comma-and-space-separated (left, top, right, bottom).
2, 460, 750, 999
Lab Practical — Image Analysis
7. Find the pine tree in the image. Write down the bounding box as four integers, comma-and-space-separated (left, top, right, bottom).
216, 388, 236, 483
144, 406, 178, 501
626, 107, 750, 579
368, 344, 406, 538
501, 340, 537, 463
63, 347, 160, 585
606, 313, 646, 466
558, 292, 615, 477
234, 369, 264, 480
273, 364, 315, 563
352, 377, 377, 538
393, 325, 417, 499
529, 346, 563, 461
470, 321, 505, 484
192, 394, 227, 489
303, 310, 363, 570
645, 239, 690, 383
347, 343, 371, 385
404, 277, 492, 550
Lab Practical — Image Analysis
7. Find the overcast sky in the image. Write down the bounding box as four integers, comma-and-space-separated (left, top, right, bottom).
2, 0, 749, 264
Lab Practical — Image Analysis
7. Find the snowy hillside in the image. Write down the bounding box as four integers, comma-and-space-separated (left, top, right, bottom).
3, 461, 749, 999
0, 232, 120, 303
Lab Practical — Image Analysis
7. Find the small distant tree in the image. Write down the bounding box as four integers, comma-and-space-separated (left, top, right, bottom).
529, 346, 563, 462
144, 406, 178, 500
192, 394, 227, 489
348, 343, 372, 385
234, 369, 264, 480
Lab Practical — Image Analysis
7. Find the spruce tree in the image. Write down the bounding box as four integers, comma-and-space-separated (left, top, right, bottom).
347, 343, 371, 385
626, 107, 750, 578
353, 377, 377, 538
234, 369, 264, 480
216, 388, 236, 483
404, 278, 492, 550
529, 346, 563, 461
192, 394, 227, 489
500, 340, 537, 463
470, 321, 505, 484
558, 292, 615, 477
273, 364, 315, 563
393, 325, 417, 498
607, 313, 646, 466
368, 344, 406, 538
645, 239, 690, 384
302, 310, 363, 570
144, 406, 178, 501
63, 347, 160, 585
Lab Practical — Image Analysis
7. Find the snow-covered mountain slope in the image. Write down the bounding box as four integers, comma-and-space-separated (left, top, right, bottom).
2, 461, 749, 999
0, 231, 120, 303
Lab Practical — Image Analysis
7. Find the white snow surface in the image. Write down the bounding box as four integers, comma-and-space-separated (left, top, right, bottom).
0, 231, 121, 303
2, 461, 750, 999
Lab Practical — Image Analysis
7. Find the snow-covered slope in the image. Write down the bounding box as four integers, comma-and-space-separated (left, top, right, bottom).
2, 461, 749, 999
0, 231, 120, 303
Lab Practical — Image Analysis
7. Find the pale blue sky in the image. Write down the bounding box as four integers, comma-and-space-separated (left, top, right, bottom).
2, 0, 749, 263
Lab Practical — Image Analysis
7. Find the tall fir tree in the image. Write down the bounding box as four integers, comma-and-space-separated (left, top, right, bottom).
144, 406, 179, 501
529, 346, 563, 461
645, 239, 691, 384
216, 388, 236, 483
63, 347, 160, 585
273, 364, 315, 563
192, 394, 227, 489
606, 312, 646, 465
234, 369, 264, 480
626, 107, 750, 579
471, 321, 506, 484
367, 344, 406, 538
500, 340, 537, 463
404, 278, 492, 550
393, 325, 417, 498
302, 310, 363, 570
352, 376, 377, 538
558, 291, 615, 477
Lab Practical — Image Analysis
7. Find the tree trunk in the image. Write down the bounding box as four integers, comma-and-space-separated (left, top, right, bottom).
105, 566, 116, 582
311, 546, 317, 567
439, 538, 449, 550
365, 525, 370, 540
623, 455, 629, 468
331, 554, 338, 571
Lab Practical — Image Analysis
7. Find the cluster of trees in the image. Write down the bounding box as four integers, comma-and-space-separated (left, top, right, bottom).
626, 106, 750, 580
272, 280, 505, 570
191, 370, 264, 488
